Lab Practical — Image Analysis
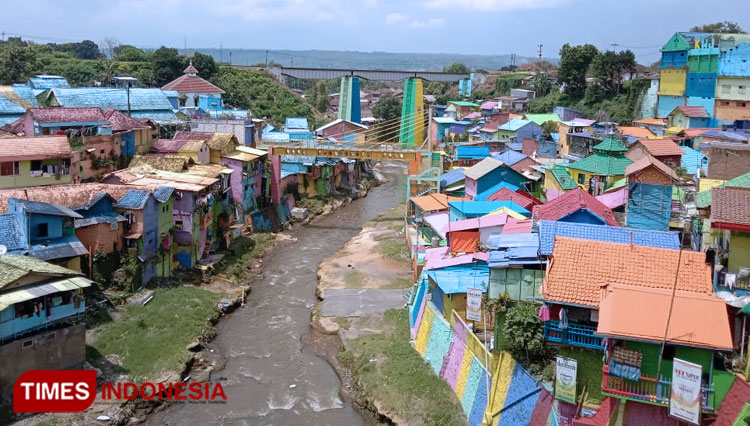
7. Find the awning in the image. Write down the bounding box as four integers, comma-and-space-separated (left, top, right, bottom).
124, 232, 142, 239
0, 277, 93, 311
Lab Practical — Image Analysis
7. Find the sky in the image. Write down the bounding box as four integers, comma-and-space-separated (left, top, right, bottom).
3, 0, 749, 63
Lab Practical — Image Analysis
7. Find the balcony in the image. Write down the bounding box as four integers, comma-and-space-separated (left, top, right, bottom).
0, 302, 85, 343
715, 268, 750, 293
602, 365, 715, 411
543, 320, 605, 350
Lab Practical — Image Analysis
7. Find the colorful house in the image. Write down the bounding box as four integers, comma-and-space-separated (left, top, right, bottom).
710, 186, 750, 286
495, 119, 542, 142
566, 137, 632, 194
624, 155, 679, 231
114, 190, 160, 285
668, 105, 711, 128
532, 187, 619, 226
221, 147, 267, 215
102, 108, 152, 158
448, 200, 528, 221
0, 136, 75, 188
7, 107, 110, 137
153, 138, 210, 165
314, 118, 367, 141
557, 118, 595, 155
523, 113, 560, 126
626, 138, 685, 168
162, 63, 225, 113
537, 220, 680, 256
445, 101, 480, 120
454, 146, 490, 167
463, 157, 526, 199
41, 87, 178, 122
543, 164, 578, 194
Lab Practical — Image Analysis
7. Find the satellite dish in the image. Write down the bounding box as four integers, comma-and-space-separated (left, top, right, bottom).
0, 245, 7, 255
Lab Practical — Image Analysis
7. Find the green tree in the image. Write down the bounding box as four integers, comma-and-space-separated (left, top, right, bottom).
74, 40, 101, 60
443, 62, 470, 74
591, 50, 636, 96
495, 77, 522, 96
59, 61, 98, 86
558, 43, 599, 97
503, 303, 549, 368
372, 94, 402, 121
187, 52, 218, 80
152, 46, 184, 86
115, 45, 148, 62
315, 81, 329, 112
690, 21, 746, 34
532, 63, 554, 97
0, 45, 37, 84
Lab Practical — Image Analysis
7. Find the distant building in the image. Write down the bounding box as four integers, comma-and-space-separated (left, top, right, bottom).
162, 63, 225, 114
0, 136, 77, 188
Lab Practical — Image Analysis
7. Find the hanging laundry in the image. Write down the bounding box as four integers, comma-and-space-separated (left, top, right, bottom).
559, 307, 568, 329
538, 303, 551, 322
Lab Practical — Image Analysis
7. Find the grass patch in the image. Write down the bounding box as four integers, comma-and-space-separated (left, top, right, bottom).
557, 346, 605, 404
344, 270, 366, 288
219, 234, 274, 278
376, 238, 409, 262
340, 309, 467, 426
90, 286, 222, 382
387, 277, 413, 289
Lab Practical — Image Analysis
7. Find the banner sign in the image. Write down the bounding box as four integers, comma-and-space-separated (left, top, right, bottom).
670, 358, 702, 425
555, 356, 578, 404
466, 288, 482, 321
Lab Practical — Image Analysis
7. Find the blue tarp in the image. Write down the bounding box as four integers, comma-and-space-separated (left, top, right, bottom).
538, 220, 680, 255
456, 146, 490, 159
426, 263, 489, 294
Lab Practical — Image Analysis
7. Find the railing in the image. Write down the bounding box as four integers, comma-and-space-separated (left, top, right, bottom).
0, 305, 85, 343
544, 320, 605, 350
602, 365, 715, 411
715, 268, 750, 292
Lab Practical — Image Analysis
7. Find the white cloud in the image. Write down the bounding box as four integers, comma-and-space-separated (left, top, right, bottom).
408, 18, 445, 28
423, 0, 573, 11
385, 12, 408, 25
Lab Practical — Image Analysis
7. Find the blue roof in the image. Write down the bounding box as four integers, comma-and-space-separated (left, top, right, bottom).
498, 118, 532, 132
281, 162, 309, 179
28, 235, 88, 261
9, 199, 81, 218
426, 263, 489, 294
440, 168, 465, 187
130, 110, 179, 122
537, 220, 681, 256
285, 117, 309, 130
681, 146, 708, 176
449, 200, 529, 216
474, 181, 520, 201
701, 130, 747, 142
492, 149, 527, 166
114, 190, 152, 210
487, 233, 542, 267
0, 92, 27, 115
28, 76, 70, 89
456, 146, 490, 159
506, 142, 523, 151
262, 132, 291, 143
50, 88, 174, 114
12, 85, 41, 107
550, 133, 560, 142
0, 214, 27, 251
152, 187, 175, 203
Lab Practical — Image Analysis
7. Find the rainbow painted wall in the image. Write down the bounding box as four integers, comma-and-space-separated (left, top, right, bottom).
410, 279, 554, 426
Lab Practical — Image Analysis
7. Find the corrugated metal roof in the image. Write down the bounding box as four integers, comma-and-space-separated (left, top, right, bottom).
456, 146, 490, 159
13, 199, 82, 218
114, 190, 152, 210
28, 75, 70, 89
50, 88, 174, 112
463, 157, 504, 180
474, 181, 520, 201
0, 214, 26, 251
498, 118, 532, 132
492, 149, 527, 166
74, 215, 126, 228
449, 200, 529, 216
285, 117, 309, 130
28, 236, 88, 261
538, 220, 680, 255
440, 167, 465, 188
426, 263, 489, 295
152, 187, 174, 203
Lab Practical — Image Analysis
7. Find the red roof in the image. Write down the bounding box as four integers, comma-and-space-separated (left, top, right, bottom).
633, 138, 684, 157
183, 64, 199, 74
674, 105, 709, 118
712, 186, 750, 230
102, 109, 150, 132
712, 378, 750, 425
532, 187, 618, 226
28, 107, 106, 123
0, 136, 71, 160
153, 139, 189, 153
162, 74, 224, 94
484, 187, 534, 209
500, 217, 532, 234
625, 154, 679, 180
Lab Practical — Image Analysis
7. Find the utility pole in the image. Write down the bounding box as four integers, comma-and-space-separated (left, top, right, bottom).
611, 43, 619, 52
265, 49, 269, 67
537, 44, 543, 62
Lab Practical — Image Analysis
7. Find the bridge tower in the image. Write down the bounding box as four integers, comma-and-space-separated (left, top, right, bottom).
398, 77, 424, 148
338, 76, 361, 124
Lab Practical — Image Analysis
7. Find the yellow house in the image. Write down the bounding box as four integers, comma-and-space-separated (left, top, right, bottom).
0, 136, 74, 189
558, 120, 594, 156
566, 137, 632, 193
544, 164, 578, 193
658, 69, 687, 96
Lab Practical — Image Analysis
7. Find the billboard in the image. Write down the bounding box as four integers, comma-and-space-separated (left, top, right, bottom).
555, 356, 578, 404
670, 358, 702, 425
466, 288, 482, 322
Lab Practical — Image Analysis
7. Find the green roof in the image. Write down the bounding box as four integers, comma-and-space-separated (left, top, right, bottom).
567, 153, 633, 176
550, 164, 578, 190
0, 255, 79, 290
593, 137, 628, 153
525, 113, 561, 126
448, 101, 480, 107
661, 32, 691, 52
607, 177, 628, 191
695, 172, 750, 208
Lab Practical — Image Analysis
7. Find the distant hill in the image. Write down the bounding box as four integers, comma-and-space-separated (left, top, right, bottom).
180, 48, 556, 71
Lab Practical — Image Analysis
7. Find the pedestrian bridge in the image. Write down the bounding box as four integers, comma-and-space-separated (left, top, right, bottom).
262, 140, 421, 162
263, 66, 469, 82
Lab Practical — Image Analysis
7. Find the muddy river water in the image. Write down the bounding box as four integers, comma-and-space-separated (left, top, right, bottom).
148, 163, 406, 426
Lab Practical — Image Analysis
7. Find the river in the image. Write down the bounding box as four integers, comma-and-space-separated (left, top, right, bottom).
148, 163, 406, 426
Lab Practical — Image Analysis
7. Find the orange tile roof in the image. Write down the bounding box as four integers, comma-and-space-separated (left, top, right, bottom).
0, 136, 70, 160
597, 285, 732, 350
625, 154, 679, 180
634, 138, 684, 157
0, 183, 149, 213
542, 237, 712, 307
633, 118, 667, 127
617, 126, 654, 138
681, 128, 718, 138
411, 193, 464, 212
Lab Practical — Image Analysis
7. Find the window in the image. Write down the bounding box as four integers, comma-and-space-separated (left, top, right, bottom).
22, 340, 33, 349
742, 103, 748, 108
30, 160, 42, 171
37, 223, 48, 237
577, 174, 585, 184
722, 85, 731, 94
100, 149, 105, 154
699, 78, 705, 83
0, 161, 19, 176
722, 101, 730, 106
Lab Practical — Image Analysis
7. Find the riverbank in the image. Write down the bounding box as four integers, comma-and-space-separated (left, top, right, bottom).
313, 205, 467, 425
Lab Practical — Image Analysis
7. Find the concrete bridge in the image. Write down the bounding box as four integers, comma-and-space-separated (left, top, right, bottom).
263, 66, 469, 82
